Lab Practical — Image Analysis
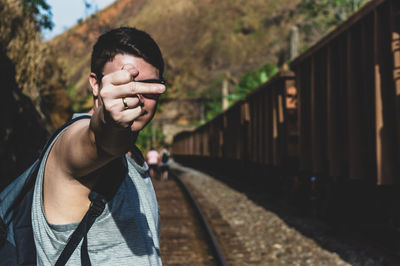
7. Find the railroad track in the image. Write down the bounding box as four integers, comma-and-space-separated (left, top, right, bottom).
152, 172, 228, 266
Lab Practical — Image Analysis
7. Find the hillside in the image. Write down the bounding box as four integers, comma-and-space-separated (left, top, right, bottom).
50, 0, 332, 142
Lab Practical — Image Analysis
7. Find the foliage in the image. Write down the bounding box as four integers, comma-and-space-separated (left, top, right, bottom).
299, 0, 368, 33
135, 122, 166, 153
201, 63, 278, 123
66, 85, 92, 113
199, 74, 224, 123
229, 63, 279, 103
22, 0, 53, 30
203, 92, 222, 123
157, 82, 170, 113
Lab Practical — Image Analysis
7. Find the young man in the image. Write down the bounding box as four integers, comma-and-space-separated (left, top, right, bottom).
31, 27, 165, 265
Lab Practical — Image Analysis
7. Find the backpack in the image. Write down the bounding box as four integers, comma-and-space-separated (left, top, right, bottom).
161, 151, 168, 164
0, 114, 109, 266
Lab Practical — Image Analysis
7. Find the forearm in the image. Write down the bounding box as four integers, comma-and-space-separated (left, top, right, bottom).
56, 115, 135, 178
90, 107, 137, 158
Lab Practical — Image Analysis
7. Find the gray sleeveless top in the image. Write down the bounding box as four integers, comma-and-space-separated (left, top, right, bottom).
31, 124, 161, 265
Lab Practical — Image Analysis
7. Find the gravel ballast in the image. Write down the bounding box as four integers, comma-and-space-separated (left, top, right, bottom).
171, 162, 395, 266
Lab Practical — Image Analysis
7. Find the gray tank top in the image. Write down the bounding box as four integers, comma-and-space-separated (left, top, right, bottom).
31, 125, 161, 265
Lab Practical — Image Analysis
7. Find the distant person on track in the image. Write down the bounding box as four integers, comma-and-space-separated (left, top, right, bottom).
160, 148, 169, 181
147, 147, 160, 179
30, 27, 165, 265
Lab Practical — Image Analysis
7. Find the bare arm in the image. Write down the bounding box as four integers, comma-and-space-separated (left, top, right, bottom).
49, 66, 165, 179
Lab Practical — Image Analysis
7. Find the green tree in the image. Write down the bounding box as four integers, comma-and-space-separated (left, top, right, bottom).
135, 122, 165, 152
22, 0, 53, 30
229, 63, 278, 103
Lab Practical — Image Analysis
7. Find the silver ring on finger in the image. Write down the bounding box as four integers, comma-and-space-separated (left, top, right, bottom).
122, 97, 128, 109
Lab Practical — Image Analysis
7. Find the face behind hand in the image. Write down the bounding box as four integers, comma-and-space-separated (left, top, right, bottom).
90, 53, 161, 132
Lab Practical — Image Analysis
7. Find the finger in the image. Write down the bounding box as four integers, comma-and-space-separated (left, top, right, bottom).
119, 106, 144, 125
114, 81, 165, 97
119, 96, 141, 111
102, 96, 141, 113
102, 68, 139, 86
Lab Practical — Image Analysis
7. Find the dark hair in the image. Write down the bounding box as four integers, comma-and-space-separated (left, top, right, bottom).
91, 27, 164, 81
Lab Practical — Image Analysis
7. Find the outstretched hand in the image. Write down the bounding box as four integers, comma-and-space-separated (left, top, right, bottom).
98, 64, 165, 130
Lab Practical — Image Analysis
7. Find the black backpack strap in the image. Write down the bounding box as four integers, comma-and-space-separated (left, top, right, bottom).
38, 114, 92, 160
81, 231, 90, 266
55, 197, 105, 266
4, 115, 92, 219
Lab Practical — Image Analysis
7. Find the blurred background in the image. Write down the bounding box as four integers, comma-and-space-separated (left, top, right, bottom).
6, 0, 400, 264
0, 0, 368, 189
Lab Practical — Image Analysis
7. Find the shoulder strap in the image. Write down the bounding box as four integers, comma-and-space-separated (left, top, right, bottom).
38, 114, 92, 160
55, 198, 105, 266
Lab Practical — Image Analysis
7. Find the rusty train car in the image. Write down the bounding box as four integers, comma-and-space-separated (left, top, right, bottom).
173, 71, 298, 180
172, 0, 400, 224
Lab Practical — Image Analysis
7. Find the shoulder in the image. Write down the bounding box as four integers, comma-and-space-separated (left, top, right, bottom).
41, 117, 94, 224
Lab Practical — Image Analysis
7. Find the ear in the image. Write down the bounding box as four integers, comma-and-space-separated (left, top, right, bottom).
89, 73, 100, 97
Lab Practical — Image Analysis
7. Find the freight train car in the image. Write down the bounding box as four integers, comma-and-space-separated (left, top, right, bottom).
172, 0, 400, 226
173, 71, 297, 187
290, 0, 400, 224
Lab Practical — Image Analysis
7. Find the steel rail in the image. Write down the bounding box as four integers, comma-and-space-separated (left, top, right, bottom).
171, 173, 229, 266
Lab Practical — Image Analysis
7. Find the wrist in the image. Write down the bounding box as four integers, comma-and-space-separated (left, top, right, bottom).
90, 108, 134, 157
